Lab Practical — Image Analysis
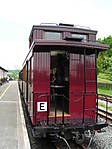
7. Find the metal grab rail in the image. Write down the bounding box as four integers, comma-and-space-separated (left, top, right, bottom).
50, 85, 67, 125
33, 91, 99, 126
51, 93, 68, 125
33, 90, 69, 126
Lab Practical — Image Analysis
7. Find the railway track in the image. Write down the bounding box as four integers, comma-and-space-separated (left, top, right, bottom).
31, 139, 87, 149
98, 94, 112, 103
98, 108, 112, 122
29, 130, 88, 149
98, 94, 112, 123
55, 139, 87, 149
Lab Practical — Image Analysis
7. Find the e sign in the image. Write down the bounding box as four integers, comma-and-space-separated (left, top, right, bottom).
37, 102, 47, 112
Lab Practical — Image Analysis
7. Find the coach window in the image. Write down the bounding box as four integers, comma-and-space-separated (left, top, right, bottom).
29, 59, 32, 85
44, 32, 61, 40
31, 57, 33, 86
71, 34, 87, 42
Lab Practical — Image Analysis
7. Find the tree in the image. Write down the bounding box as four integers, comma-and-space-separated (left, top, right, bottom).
97, 35, 112, 80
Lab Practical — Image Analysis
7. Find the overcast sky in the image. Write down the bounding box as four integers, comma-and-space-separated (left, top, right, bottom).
0, 0, 112, 70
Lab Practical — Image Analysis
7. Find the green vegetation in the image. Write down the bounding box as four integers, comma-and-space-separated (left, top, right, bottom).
97, 35, 112, 80
97, 36, 112, 95
8, 70, 20, 80
97, 73, 112, 84
98, 77, 112, 84
98, 87, 112, 96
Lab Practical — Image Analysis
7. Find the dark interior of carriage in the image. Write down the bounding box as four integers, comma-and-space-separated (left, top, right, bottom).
50, 51, 69, 116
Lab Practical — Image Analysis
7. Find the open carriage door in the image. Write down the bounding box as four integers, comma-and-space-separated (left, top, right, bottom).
33, 52, 50, 125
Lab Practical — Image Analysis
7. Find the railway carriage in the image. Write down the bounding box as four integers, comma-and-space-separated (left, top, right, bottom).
19, 23, 108, 144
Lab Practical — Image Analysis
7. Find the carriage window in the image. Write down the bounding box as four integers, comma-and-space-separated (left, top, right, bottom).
44, 32, 61, 40
71, 34, 87, 42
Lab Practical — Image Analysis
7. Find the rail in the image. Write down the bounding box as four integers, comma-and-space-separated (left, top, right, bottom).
33, 90, 68, 126
98, 94, 112, 123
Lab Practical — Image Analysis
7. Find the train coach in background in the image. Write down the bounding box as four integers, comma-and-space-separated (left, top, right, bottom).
0, 66, 8, 85
19, 23, 109, 147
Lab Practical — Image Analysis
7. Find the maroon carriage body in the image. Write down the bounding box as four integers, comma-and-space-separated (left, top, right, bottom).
32, 50, 97, 125
27, 24, 108, 127
20, 24, 108, 137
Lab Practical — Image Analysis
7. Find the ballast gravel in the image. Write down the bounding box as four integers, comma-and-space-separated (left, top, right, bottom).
92, 125, 112, 149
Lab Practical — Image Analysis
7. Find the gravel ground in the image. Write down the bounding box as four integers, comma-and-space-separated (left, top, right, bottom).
92, 125, 112, 149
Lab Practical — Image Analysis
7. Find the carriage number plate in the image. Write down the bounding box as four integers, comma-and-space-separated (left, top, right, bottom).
37, 102, 47, 112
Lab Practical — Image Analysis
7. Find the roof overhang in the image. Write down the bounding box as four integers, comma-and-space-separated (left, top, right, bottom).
22, 39, 109, 66
32, 39, 109, 52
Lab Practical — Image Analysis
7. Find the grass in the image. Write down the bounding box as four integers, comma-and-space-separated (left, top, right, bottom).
98, 87, 112, 96
97, 73, 112, 112
97, 73, 112, 95
97, 77, 112, 84
97, 73, 112, 84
